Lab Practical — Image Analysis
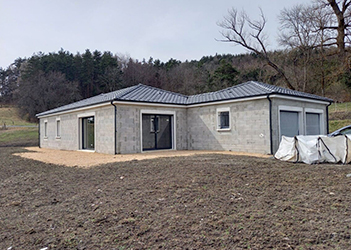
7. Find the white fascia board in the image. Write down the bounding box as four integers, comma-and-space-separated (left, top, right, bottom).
116, 97, 269, 108
37, 101, 187, 118
269, 94, 331, 105
113, 101, 186, 108
37, 102, 112, 118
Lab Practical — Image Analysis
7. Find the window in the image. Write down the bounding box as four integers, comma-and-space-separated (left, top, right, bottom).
306, 113, 320, 135
217, 108, 230, 130
339, 128, 351, 135
150, 116, 160, 133
56, 119, 61, 138
44, 121, 48, 138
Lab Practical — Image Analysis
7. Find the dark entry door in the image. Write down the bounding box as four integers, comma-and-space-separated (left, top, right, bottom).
142, 114, 172, 151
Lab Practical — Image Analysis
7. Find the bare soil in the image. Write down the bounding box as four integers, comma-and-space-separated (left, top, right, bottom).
1, 147, 351, 249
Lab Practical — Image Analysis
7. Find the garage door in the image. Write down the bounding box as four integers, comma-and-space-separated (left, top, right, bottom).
306, 112, 321, 135
280, 111, 299, 138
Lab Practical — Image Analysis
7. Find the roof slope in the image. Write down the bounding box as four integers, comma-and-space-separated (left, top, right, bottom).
36, 81, 333, 117
188, 81, 333, 104
37, 85, 140, 117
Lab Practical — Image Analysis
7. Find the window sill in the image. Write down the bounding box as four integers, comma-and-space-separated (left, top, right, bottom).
217, 128, 231, 132
55, 136, 61, 140
78, 149, 95, 153
44, 137, 48, 140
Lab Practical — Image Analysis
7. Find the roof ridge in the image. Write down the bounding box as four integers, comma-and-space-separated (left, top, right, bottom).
188, 81, 250, 98
250, 81, 275, 93
114, 84, 142, 100
136, 83, 189, 98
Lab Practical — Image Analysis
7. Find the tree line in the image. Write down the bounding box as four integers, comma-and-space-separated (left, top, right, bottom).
1, 0, 351, 121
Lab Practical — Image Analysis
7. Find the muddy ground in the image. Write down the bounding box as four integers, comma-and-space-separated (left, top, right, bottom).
1, 147, 351, 249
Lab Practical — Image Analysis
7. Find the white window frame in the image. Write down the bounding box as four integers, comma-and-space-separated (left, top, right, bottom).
278, 105, 303, 139
140, 109, 176, 152
56, 117, 61, 139
305, 108, 325, 135
78, 112, 96, 152
44, 120, 48, 139
217, 107, 231, 131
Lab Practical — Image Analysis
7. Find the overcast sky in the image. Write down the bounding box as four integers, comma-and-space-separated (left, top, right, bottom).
0, 0, 309, 68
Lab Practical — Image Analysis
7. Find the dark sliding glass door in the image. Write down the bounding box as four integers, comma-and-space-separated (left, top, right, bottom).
142, 114, 172, 151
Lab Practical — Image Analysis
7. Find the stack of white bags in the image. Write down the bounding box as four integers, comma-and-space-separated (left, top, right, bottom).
274, 135, 351, 164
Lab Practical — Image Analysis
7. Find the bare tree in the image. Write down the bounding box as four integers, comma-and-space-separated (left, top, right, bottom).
278, 4, 334, 94
279, 5, 313, 92
218, 8, 295, 90
279, 5, 321, 49
315, 0, 351, 59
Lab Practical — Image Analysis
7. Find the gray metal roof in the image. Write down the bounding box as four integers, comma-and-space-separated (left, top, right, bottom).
119, 84, 188, 104
36, 85, 139, 117
36, 81, 333, 117
188, 81, 333, 104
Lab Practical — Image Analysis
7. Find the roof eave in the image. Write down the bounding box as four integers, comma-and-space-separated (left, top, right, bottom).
36, 100, 113, 118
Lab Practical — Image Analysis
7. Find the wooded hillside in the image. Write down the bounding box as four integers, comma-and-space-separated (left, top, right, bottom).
1, 0, 351, 121
0, 48, 349, 122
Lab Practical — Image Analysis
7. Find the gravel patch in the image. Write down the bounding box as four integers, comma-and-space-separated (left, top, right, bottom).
14, 147, 270, 167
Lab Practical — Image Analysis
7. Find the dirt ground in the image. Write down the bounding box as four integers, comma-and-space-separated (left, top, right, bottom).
14, 147, 270, 167
1, 147, 351, 249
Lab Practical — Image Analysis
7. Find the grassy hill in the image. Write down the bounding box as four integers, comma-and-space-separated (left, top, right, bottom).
0, 106, 38, 147
329, 102, 351, 133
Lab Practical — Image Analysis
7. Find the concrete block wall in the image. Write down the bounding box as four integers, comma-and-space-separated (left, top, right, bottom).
175, 107, 187, 150
187, 99, 271, 154
39, 105, 115, 154
270, 98, 328, 153
40, 113, 78, 150
116, 105, 140, 154
116, 104, 187, 154
95, 106, 115, 154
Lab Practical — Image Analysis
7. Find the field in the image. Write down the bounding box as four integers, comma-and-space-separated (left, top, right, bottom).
1, 104, 351, 249
329, 102, 351, 132
0, 106, 38, 147
1, 147, 351, 249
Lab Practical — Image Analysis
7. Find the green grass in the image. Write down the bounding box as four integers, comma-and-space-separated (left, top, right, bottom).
0, 106, 36, 126
0, 106, 38, 146
328, 102, 351, 133
329, 119, 351, 133
0, 127, 38, 144
329, 102, 351, 113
